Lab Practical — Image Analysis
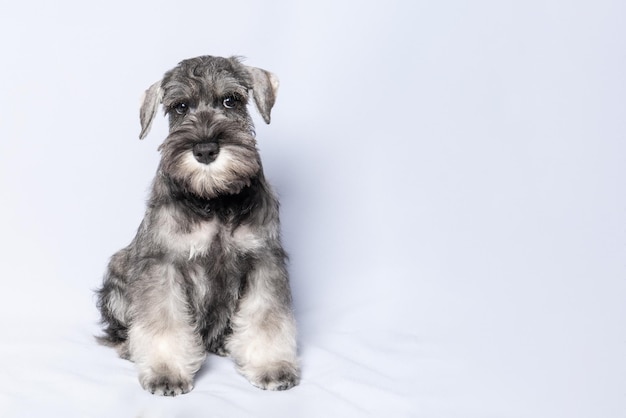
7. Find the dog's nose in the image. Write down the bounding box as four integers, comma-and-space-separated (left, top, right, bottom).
192, 142, 220, 164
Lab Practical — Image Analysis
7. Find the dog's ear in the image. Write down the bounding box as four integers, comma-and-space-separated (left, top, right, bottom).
246, 66, 279, 124
139, 80, 163, 140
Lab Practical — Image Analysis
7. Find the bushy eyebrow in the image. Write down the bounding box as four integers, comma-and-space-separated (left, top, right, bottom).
162, 77, 249, 107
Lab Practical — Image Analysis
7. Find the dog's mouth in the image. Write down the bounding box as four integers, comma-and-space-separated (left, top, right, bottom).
192, 142, 219, 165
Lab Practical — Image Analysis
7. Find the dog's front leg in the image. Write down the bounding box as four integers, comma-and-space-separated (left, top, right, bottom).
128, 262, 206, 396
227, 256, 300, 390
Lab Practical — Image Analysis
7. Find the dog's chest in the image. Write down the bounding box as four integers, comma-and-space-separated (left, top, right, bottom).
155, 209, 262, 260
177, 221, 218, 260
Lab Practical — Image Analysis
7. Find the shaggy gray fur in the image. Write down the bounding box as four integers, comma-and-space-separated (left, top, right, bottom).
96, 56, 299, 396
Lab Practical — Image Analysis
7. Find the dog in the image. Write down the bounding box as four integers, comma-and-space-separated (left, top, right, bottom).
96, 55, 299, 396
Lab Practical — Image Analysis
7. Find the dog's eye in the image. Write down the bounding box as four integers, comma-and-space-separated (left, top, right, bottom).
222, 95, 239, 109
172, 102, 189, 115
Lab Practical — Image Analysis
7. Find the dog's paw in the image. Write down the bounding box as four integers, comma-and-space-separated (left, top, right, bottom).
140, 372, 194, 396
246, 364, 300, 391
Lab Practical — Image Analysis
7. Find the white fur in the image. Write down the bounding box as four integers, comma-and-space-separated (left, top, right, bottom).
128, 263, 206, 395
105, 287, 130, 325
154, 206, 218, 259
226, 262, 299, 389
231, 224, 265, 252
177, 146, 260, 198
180, 148, 235, 195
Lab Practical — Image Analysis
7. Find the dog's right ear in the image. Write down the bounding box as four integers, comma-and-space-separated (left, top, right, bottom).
139, 80, 163, 140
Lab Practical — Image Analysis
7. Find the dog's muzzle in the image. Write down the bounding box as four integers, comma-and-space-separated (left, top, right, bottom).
193, 142, 219, 164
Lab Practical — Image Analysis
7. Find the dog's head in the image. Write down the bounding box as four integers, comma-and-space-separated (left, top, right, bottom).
138, 56, 279, 199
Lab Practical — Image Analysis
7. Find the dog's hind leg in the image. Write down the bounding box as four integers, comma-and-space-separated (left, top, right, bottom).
127, 261, 206, 396
96, 249, 132, 358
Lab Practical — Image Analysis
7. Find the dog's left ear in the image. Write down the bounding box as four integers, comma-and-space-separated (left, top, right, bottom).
246, 66, 279, 124
139, 80, 164, 140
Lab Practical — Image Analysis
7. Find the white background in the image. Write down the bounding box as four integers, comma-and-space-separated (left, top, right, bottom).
0, 1, 624, 417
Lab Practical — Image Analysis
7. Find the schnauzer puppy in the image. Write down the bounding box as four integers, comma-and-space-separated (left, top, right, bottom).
96, 55, 299, 396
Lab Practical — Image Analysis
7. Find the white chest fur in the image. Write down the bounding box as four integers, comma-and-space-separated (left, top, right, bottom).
152, 206, 266, 260
154, 208, 218, 259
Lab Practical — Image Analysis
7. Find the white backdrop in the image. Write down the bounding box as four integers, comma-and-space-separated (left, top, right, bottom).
0, 1, 624, 417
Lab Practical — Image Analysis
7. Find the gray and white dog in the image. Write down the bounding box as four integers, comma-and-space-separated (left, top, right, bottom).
96, 55, 299, 396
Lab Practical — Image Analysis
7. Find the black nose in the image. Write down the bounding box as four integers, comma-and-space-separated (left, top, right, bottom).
192, 142, 219, 164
